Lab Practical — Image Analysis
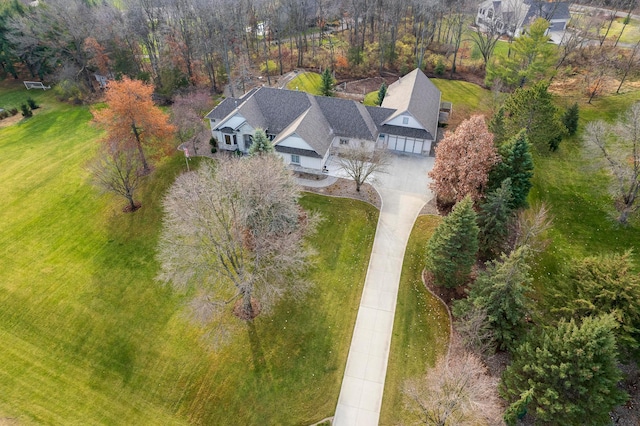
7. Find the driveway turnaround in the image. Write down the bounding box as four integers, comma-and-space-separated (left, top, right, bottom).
333, 154, 435, 425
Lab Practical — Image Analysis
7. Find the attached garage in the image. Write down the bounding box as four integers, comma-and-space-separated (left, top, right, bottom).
388, 135, 425, 154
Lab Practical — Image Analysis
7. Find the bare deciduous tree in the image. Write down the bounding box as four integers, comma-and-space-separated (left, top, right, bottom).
171, 90, 213, 155
404, 342, 503, 425
157, 156, 317, 323
89, 139, 145, 212
510, 202, 552, 253
584, 103, 640, 225
338, 144, 391, 192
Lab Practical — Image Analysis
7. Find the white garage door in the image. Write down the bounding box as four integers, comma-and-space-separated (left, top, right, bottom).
405, 138, 415, 153
388, 135, 397, 150
388, 136, 426, 154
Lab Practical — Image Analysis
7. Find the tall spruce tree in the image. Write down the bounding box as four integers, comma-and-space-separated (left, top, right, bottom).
425, 196, 479, 288
248, 128, 274, 156
488, 130, 534, 209
376, 82, 387, 106
477, 179, 513, 260
320, 68, 334, 97
501, 82, 566, 152
489, 106, 507, 146
563, 102, 580, 136
501, 315, 627, 425
454, 246, 532, 351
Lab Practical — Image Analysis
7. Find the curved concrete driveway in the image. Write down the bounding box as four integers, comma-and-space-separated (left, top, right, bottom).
333, 154, 435, 425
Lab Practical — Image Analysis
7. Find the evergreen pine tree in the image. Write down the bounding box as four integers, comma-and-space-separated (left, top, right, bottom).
376, 82, 387, 106
563, 102, 580, 136
552, 251, 640, 358
425, 196, 479, 288
489, 106, 506, 146
477, 178, 513, 260
320, 68, 334, 97
501, 315, 627, 425
455, 247, 532, 350
488, 130, 534, 209
248, 128, 274, 156
501, 82, 566, 151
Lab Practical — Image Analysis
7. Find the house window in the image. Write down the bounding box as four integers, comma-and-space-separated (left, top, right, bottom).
379, 133, 385, 139
224, 134, 237, 146
340, 138, 349, 145
291, 154, 300, 164
402, 117, 409, 125
266, 133, 276, 141
487, 10, 493, 18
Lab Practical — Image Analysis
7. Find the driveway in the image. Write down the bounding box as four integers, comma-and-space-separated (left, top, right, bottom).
333, 153, 435, 425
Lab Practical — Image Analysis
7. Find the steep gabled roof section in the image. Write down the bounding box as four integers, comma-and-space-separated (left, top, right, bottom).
381, 68, 441, 138
273, 95, 333, 157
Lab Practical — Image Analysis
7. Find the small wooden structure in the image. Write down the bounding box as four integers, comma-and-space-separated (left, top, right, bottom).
24, 81, 51, 90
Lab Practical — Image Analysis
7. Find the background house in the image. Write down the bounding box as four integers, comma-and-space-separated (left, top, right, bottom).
476, 0, 570, 38
205, 68, 443, 173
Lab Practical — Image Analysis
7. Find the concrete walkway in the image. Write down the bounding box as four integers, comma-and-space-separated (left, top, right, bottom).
333, 154, 435, 425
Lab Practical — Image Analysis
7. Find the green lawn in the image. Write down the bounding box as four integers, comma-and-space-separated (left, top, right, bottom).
0, 80, 378, 424
286, 71, 323, 95
380, 215, 450, 425
600, 17, 640, 45
431, 78, 493, 127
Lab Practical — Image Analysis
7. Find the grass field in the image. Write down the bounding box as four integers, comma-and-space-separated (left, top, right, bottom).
600, 17, 640, 45
0, 80, 378, 424
286, 71, 323, 95
432, 78, 494, 127
380, 215, 450, 425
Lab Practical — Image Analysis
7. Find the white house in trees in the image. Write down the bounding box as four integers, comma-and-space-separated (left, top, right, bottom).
476, 0, 570, 37
205, 68, 443, 172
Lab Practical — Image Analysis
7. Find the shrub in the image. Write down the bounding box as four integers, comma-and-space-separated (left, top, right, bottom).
0, 110, 9, 120
20, 103, 32, 117
209, 137, 218, 148
434, 59, 445, 76
27, 97, 39, 110
54, 79, 85, 104
211, 147, 217, 154
9, 108, 18, 116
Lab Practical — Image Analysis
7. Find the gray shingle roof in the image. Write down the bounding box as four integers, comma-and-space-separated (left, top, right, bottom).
205, 98, 238, 120
315, 96, 377, 140
380, 125, 432, 140
273, 95, 333, 157
250, 87, 311, 133
524, 1, 570, 23
274, 145, 322, 158
381, 68, 441, 139
366, 106, 396, 131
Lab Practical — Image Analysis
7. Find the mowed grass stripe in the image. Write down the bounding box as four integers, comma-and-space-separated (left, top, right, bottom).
380, 215, 450, 425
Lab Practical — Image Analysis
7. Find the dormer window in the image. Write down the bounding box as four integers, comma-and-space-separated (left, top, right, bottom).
402, 117, 409, 125
340, 138, 349, 145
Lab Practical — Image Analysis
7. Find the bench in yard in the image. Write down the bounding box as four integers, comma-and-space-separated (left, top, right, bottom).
24, 81, 51, 90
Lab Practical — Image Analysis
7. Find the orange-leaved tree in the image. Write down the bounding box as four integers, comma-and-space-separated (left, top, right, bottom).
429, 115, 499, 206
93, 77, 175, 174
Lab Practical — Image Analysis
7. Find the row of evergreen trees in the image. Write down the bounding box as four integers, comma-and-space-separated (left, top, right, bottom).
423, 89, 638, 424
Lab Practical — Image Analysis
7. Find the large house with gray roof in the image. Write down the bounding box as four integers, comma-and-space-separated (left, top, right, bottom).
476, 0, 570, 38
205, 68, 442, 173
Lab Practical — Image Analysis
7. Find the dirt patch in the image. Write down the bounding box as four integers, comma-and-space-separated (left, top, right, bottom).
337, 75, 399, 97
301, 178, 382, 210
